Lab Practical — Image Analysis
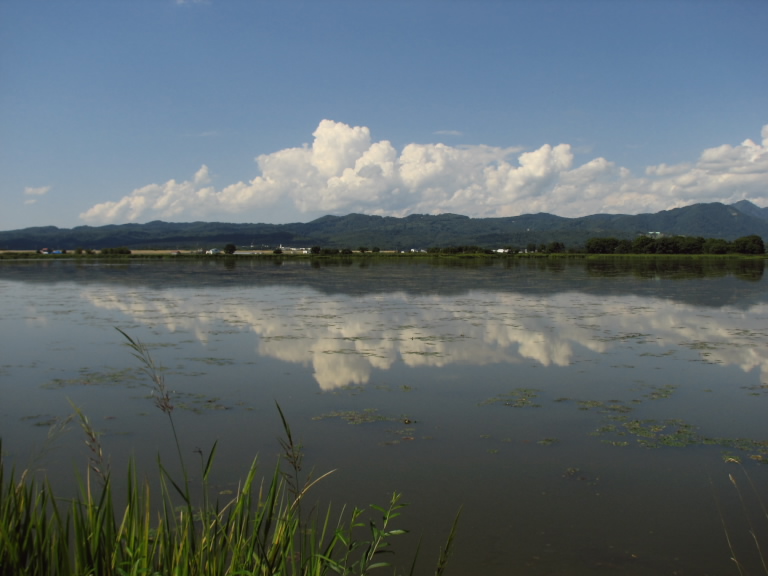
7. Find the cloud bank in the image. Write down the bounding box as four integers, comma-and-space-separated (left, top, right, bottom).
80, 120, 768, 224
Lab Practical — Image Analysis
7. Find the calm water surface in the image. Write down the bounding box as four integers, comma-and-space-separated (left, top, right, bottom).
1, 258, 767, 575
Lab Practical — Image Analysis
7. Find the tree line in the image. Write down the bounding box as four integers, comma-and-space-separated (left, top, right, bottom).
584, 234, 765, 255
87, 234, 766, 257
275, 235, 765, 256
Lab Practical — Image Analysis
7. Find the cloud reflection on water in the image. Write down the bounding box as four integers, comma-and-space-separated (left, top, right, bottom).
81, 286, 768, 390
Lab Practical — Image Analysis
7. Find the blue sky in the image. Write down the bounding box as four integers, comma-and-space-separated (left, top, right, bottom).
1, 0, 766, 231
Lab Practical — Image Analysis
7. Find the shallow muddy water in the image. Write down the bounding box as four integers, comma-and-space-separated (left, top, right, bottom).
1, 257, 767, 575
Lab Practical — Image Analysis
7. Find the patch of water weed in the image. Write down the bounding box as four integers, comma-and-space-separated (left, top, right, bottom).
324, 349, 383, 358
589, 414, 768, 462
576, 399, 604, 411
562, 467, 600, 486
643, 384, 677, 400
572, 399, 633, 414
627, 418, 700, 448
328, 384, 366, 395
741, 383, 768, 396
574, 323, 603, 331
43, 367, 143, 389
205, 329, 240, 335
726, 328, 768, 339
143, 341, 178, 348
602, 439, 631, 447
21, 414, 59, 427
313, 408, 393, 425
170, 369, 207, 378
590, 424, 619, 435
186, 356, 236, 366
716, 438, 768, 463
595, 332, 654, 343
556, 392, 768, 462
537, 437, 559, 445
594, 416, 703, 449
562, 466, 581, 479
639, 350, 677, 357
480, 387, 541, 408
412, 334, 466, 343
381, 427, 419, 446
680, 340, 724, 351
261, 335, 305, 341
171, 392, 235, 414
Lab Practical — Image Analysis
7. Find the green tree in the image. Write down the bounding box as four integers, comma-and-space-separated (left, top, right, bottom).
632, 236, 656, 254
654, 237, 680, 254
310, 246, 321, 254
371, 246, 381, 253
732, 234, 765, 255
676, 236, 705, 254
547, 241, 566, 254
358, 246, 368, 253
273, 248, 283, 255
585, 237, 620, 254
702, 238, 730, 254
224, 243, 237, 254
101, 247, 132, 255
614, 239, 633, 254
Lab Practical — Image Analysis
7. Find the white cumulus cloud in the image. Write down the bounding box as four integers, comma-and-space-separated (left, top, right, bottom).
79, 120, 768, 225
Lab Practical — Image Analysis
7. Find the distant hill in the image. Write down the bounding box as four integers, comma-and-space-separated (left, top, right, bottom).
731, 200, 768, 222
1, 201, 767, 251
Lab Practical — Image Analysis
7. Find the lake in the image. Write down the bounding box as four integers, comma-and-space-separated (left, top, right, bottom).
1, 257, 767, 575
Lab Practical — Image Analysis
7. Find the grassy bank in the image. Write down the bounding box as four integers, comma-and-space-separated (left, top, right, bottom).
2, 249, 766, 261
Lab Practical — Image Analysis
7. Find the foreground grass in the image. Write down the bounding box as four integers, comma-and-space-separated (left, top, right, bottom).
0, 449, 457, 576
0, 331, 459, 576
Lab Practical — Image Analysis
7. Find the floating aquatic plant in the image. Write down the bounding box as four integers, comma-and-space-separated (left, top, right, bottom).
480, 387, 541, 408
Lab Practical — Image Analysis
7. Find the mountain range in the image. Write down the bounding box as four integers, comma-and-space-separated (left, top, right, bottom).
1, 201, 767, 251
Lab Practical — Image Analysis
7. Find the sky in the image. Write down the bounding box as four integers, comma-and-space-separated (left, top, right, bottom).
1, 0, 766, 231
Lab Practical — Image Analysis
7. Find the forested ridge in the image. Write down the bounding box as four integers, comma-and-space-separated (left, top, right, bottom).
1, 200, 766, 251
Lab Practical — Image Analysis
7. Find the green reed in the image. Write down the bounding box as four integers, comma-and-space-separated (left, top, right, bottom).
713, 459, 768, 576
0, 330, 459, 576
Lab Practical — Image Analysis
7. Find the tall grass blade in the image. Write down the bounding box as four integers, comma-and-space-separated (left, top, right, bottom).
434, 508, 462, 576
